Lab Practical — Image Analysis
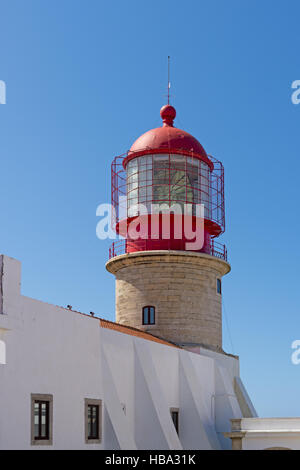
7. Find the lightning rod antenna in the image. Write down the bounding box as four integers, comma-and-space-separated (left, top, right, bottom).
168, 56, 170, 105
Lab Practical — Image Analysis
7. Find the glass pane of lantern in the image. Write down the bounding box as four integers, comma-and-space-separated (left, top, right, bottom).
127, 159, 138, 175
128, 202, 138, 218
153, 185, 169, 202
153, 155, 169, 203
128, 188, 138, 200
146, 183, 152, 199
170, 154, 185, 170
139, 186, 147, 202
139, 168, 147, 183
139, 156, 148, 169
146, 168, 152, 182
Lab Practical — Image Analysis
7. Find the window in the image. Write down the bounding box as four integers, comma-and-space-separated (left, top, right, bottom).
170, 408, 179, 434
85, 399, 102, 444
31, 394, 53, 445
217, 278, 222, 295
142, 306, 155, 325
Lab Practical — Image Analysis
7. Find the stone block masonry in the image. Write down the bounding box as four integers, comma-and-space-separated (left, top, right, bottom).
106, 250, 231, 351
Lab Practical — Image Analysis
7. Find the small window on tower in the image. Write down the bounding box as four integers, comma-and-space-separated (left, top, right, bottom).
217, 278, 222, 295
142, 306, 155, 325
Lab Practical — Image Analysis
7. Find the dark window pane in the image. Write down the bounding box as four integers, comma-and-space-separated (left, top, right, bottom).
34, 404, 39, 438
88, 405, 99, 439
217, 279, 222, 294
143, 308, 148, 325
171, 411, 179, 434
33, 400, 49, 440
150, 307, 155, 325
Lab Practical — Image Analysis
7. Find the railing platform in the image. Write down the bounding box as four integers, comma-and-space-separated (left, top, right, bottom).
108, 239, 227, 261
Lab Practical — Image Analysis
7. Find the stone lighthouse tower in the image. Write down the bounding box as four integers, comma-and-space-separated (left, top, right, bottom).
106, 104, 230, 352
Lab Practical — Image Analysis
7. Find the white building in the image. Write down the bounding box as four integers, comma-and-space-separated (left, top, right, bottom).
0, 254, 256, 450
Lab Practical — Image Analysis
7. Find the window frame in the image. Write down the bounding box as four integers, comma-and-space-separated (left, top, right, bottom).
85, 398, 102, 444
31, 394, 53, 446
142, 306, 155, 325
170, 408, 179, 435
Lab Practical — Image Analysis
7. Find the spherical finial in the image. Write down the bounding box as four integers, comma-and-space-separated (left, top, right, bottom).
160, 104, 176, 127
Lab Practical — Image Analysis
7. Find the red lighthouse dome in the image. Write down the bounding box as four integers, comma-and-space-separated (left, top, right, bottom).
124, 105, 211, 168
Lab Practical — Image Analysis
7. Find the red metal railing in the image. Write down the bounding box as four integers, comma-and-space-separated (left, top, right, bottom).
210, 239, 228, 261
108, 239, 227, 261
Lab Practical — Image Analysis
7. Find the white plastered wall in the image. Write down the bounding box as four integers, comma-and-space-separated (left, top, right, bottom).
0, 254, 253, 450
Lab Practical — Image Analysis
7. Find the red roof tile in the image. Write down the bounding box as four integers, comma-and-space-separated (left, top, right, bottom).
99, 318, 180, 349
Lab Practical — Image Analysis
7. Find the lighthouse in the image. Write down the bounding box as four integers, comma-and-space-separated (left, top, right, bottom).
106, 104, 230, 352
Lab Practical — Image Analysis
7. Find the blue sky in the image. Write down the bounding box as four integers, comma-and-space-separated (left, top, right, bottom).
1, 0, 300, 417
